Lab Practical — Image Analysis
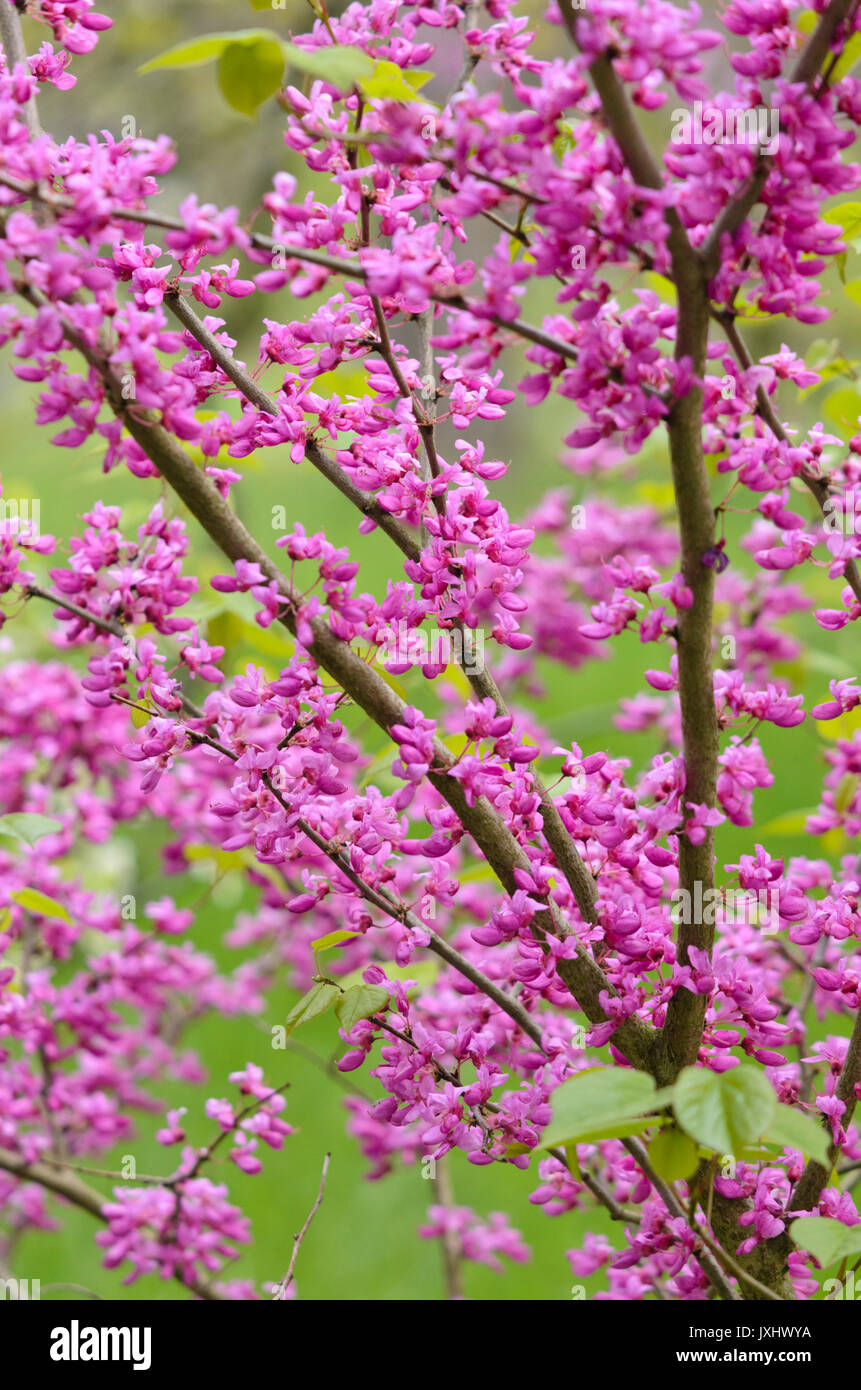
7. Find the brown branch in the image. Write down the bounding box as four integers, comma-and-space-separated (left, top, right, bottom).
161, 296, 645, 1050
622, 1137, 741, 1301
0, 172, 579, 364
430, 1155, 465, 1300
131, 689, 550, 1051
559, 0, 717, 1083
0, 1145, 224, 1300
166, 291, 421, 562
23, 582, 125, 638
272, 1152, 330, 1299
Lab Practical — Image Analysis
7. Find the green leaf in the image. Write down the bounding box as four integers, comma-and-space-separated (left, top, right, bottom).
130, 701, 154, 729
284, 981, 340, 1038
282, 40, 375, 92
335, 983, 390, 1033
359, 60, 434, 102
218, 37, 285, 115
0, 814, 63, 847
672, 1065, 777, 1157
798, 10, 861, 83
648, 1127, 699, 1182
831, 32, 861, 83
644, 271, 676, 305
791, 1216, 861, 1268
184, 842, 247, 874
762, 1106, 831, 1167
311, 929, 361, 952
835, 773, 859, 814
757, 808, 816, 837
823, 204, 861, 281
539, 1068, 665, 1151
139, 29, 276, 74
843, 282, 861, 311
10, 888, 72, 925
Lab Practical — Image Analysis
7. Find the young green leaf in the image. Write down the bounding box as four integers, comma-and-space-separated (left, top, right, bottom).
130, 702, 154, 729
284, 981, 340, 1039
672, 1065, 777, 1157
311, 929, 361, 952
139, 30, 276, 74
538, 1067, 664, 1151
790, 1216, 861, 1268
0, 813, 63, 847
648, 1127, 699, 1182
761, 1105, 831, 1166
359, 60, 433, 103
335, 983, 390, 1033
282, 41, 375, 92
10, 888, 72, 925
218, 37, 285, 116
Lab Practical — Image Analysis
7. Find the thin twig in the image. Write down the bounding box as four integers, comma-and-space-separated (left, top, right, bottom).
272, 1153, 331, 1299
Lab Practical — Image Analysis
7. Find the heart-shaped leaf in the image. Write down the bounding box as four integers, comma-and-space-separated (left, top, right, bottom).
140, 30, 275, 74
672, 1065, 777, 1157
218, 37, 285, 116
335, 983, 390, 1034
762, 1105, 831, 1166
0, 814, 63, 847
284, 981, 339, 1039
648, 1127, 699, 1182
539, 1068, 666, 1151
791, 1216, 861, 1268
282, 40, 374, 92
10, 888, 71, 925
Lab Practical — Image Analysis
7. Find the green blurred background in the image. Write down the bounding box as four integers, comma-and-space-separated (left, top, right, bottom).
3, 0, 860, 1299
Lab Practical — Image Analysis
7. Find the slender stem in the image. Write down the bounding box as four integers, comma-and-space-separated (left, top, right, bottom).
24, 583, 125, 638
623, 1138, 740, 1301
150, 291, 651, 1066
0, 171, 579, 364
272, 1153, 330, 1299
168, 291, 421, 560
430, 1156, 465, 1300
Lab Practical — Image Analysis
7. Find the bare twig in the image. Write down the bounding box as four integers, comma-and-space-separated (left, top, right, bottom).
272, 1153, 331, 1299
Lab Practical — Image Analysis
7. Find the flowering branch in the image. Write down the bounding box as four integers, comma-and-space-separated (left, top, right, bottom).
0, 1146, 224, 1301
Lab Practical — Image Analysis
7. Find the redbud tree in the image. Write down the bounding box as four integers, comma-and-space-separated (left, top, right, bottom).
1, 0, 861, 1303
